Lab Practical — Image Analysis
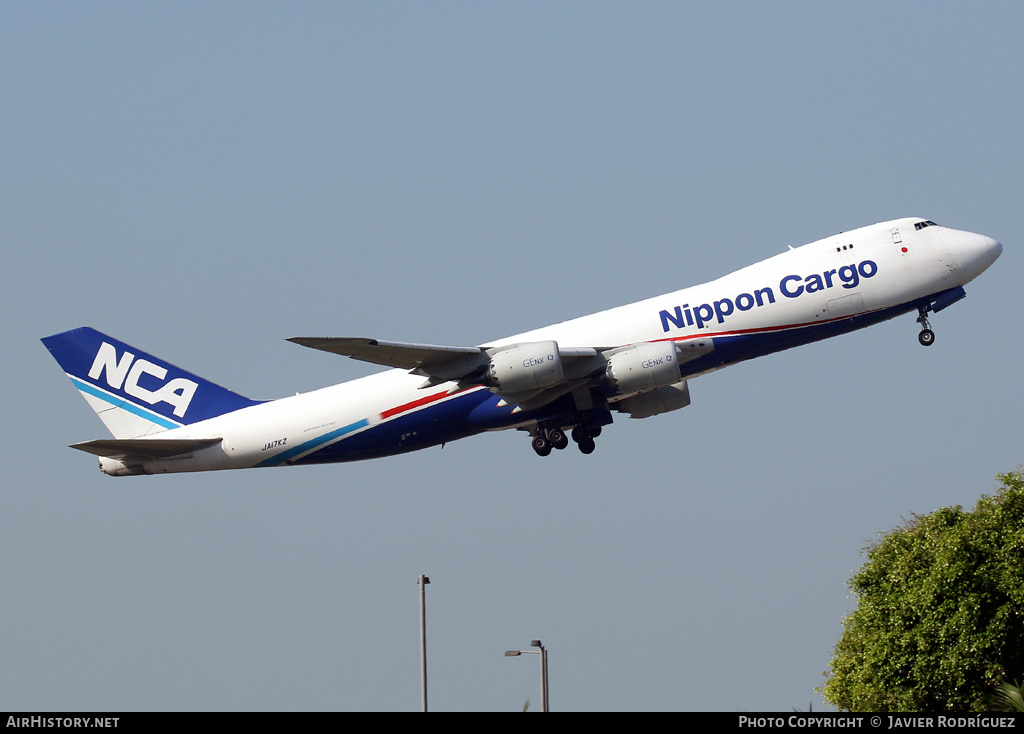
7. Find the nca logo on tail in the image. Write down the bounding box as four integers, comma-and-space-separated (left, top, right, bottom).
89, 342, 198, 418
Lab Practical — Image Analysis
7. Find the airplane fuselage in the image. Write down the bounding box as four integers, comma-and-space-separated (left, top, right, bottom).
43, 218, 1002, 475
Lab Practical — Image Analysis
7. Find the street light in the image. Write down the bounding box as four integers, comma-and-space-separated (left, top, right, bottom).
504, 639, 549, 711
418, 575, 430, 712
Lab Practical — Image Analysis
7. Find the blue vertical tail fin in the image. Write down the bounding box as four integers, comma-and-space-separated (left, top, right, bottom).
41, 327, 264, 439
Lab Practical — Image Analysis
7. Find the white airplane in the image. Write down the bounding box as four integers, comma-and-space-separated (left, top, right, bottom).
43, 217, 1001, 476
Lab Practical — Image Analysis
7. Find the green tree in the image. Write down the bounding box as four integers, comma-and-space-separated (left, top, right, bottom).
993, 680, 1024, 712
822, 471, 1024, 711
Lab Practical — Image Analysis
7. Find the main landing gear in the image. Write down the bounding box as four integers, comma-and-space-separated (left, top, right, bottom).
530, 416, 604, 457
571, 425, 599, 455
530, 426, 568, 457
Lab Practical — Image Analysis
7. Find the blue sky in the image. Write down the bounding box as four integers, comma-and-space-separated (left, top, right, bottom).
2, 2, 1021, 711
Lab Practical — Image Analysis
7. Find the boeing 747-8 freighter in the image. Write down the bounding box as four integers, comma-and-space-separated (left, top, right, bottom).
42, 218, 1001, 475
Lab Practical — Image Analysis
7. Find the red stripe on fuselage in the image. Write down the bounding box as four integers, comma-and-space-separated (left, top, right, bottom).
653, 306, 889, 345
379, 385, 481, 421
380, 391, 450, 420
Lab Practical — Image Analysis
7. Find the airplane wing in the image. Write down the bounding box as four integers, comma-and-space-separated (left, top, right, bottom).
71, 437, 224, 460
288, 337, 605, 390
288, 337, 483, 370
287, 335, 719, 416
287, 337, 493, 383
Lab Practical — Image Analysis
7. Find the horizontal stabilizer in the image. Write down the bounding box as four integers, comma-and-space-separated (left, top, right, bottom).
70, 437, 223, 460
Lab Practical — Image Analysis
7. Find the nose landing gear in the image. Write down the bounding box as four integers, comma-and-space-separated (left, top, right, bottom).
915, 286, 969, 347
916, 308, 935, 347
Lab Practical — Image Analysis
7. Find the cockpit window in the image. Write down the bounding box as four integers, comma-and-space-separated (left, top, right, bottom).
914, 220, 939, 231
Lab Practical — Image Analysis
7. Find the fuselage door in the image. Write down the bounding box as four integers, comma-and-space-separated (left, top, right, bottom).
827, 292, 864, 319
893, 227, 912, 256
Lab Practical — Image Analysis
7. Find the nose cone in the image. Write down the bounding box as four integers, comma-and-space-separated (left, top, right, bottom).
941, 228, 1002, 283
987, 235, 1004, 265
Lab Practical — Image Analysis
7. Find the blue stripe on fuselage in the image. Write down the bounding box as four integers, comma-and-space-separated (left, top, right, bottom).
255, 418, 371, 467
292, 388, 517, 465
671, 299, 924, 380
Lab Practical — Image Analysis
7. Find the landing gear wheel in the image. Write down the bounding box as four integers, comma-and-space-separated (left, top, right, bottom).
548, 428, 569, 450
531, 436, 552, 457
916, 308, 935, 347
573, 425, 602, 442
577, 436, 596, 455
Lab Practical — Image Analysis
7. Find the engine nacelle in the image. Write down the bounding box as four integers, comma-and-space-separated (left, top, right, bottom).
614, 380, 691, 419
604, 342, 680, 397
485, 341, 564, 394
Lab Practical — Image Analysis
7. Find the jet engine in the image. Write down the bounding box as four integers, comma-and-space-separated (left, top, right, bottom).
603, 342, 681, 397
484, 341, 564, 394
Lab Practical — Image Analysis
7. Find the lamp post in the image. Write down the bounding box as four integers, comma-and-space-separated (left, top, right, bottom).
418, 575, 430, 712
504, 639, 549, 711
